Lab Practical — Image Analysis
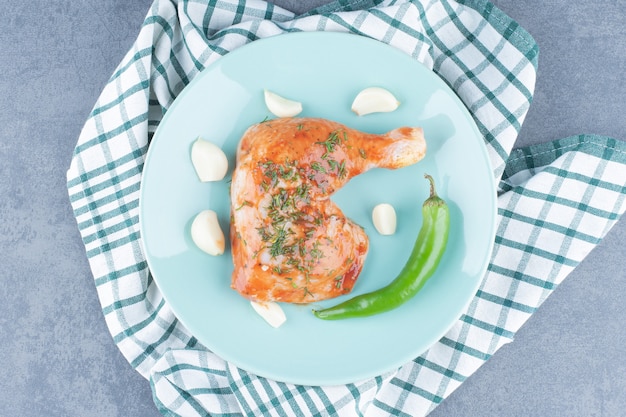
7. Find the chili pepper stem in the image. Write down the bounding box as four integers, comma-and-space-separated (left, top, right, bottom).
424, 173, 437, 198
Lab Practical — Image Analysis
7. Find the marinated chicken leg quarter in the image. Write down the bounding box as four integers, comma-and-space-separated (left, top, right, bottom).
230, 117, 426, 303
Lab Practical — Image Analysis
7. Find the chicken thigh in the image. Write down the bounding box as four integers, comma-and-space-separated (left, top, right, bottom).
230, 117, 426, 303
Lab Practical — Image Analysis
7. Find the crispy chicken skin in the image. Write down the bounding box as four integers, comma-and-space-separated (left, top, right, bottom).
230, 117, 426, 303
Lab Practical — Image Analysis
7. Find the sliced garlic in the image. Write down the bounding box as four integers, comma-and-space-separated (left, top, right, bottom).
351, 87, 400, 116
372, 203, 397, 235
264, 89, 303, 117
250, 301, 287, 328
191, 136, 229, 182
190, 210, 225, 256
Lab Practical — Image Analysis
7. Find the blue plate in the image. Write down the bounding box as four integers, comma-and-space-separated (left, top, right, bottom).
140, 32, 496, 386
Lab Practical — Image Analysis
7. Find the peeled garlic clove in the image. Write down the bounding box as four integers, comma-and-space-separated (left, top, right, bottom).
191, 137, 229, 182
191, 210, 225, 256
250, 301, 287, 328
351, 87, 400, 116
264, 89, 303, 117
372, 203, 397, 235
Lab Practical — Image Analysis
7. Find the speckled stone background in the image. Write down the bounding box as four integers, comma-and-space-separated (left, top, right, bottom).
1, 1, 624, 416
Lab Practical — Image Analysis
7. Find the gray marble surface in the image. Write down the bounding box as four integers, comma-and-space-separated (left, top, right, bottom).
1, 0, 624, 416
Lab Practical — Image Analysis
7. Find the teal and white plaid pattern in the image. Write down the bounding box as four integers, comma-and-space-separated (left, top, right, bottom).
66, 1, 626, 415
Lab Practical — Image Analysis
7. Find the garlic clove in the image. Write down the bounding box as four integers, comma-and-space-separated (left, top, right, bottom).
351, 87, 400, 116
250, 301, 287, 328
190, 210, 225, 256
264, 89, 303, 117
191, 137, 229, 182
372, 203, 397, 235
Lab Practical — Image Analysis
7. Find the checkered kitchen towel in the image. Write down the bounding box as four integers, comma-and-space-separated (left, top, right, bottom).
66, 0, 626, 415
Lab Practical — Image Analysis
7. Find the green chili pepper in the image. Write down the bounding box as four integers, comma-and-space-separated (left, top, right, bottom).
312, 174, 449, 320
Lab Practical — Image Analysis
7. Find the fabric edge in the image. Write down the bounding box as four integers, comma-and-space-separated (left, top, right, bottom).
299, 0, 385, 16
457, 0, 539, 69
502, 135, 626, 182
